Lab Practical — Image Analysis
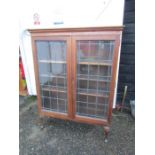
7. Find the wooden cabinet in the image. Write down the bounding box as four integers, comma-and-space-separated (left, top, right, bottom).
29, 27, 122, 141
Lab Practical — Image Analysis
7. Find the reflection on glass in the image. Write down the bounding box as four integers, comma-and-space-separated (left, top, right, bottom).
76, 40, 114, 118
77, 40, 114, 62
36, 40, 67, 113
49, 42, 66, 61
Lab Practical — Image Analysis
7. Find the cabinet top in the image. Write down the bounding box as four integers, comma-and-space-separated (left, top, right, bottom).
28, 26, 123, 34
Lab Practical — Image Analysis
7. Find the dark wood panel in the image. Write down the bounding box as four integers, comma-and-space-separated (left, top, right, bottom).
117, 93, 135, 104
122, 34, 135, 44
119, 54, 135, 65
124, 11, 135, 23
118, 73, 135, 83
117, 86, 135, 96
117, 0, 135, 106
121, 44, 135, 55
119, 64, 135, 74
124, 0, 135, 12
123, 23, 135, 34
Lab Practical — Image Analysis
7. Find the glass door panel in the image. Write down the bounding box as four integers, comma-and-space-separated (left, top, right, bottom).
36, 41, 68, 113
76, 40, 115, 119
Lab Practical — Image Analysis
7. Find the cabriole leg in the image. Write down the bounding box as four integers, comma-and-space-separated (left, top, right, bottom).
104, 126, 110, 143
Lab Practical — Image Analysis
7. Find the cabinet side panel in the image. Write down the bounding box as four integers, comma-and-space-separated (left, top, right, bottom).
108, 33, 121, 122
31, 36, 42, 113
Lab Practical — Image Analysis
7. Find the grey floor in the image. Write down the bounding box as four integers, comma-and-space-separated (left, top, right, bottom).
19, 96, 135, 155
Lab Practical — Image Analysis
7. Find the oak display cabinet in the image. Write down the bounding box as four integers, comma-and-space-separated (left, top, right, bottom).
29, 27, 123, 141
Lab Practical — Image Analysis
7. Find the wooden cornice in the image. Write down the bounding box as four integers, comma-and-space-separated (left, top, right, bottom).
28, 26, 124, 34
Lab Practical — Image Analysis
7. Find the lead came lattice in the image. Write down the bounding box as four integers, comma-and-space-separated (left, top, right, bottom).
36, 41, 68, 113
76, 40, 114, 118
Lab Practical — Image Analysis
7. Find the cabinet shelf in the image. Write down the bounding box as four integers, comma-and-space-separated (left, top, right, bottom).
41, 86, 67, 93
78, 61, 112, 66
39, 60, 66, 63
76, 101, 108, 106
40, 74, 111, 82
78, 89, 109, 98
40, 74, 66, 78
77, 74, 111, 82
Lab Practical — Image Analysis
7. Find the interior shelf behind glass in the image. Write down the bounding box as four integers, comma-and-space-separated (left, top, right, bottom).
39, 60, 66, 63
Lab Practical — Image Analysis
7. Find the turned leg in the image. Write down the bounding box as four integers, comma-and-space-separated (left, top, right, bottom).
104, 126, 110, 143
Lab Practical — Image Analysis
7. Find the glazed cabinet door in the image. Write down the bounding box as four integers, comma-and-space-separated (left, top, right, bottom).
32, 36, 72, 118
72, 34, 120, 122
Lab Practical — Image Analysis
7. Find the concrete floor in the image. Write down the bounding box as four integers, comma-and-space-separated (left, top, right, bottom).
19, 96, 135, 155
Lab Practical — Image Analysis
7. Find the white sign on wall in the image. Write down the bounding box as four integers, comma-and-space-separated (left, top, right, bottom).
19, 0, 125, 28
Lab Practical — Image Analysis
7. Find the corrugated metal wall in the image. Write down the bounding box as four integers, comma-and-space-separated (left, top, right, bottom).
117, 0, 135, 106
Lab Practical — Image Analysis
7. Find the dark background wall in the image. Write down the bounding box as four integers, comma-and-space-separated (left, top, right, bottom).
117, 0, 135, 106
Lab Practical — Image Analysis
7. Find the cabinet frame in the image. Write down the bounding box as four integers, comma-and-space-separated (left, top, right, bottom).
71, 34, 121, 124
31, 36, 73, 119
29, 26, 123, 131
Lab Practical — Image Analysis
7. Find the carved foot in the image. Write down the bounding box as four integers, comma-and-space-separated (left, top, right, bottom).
104, 126, 110, 143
